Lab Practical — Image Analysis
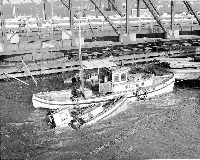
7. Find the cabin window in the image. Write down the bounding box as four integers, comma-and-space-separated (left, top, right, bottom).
121, 73, 126, 81
114, 74, 119, 82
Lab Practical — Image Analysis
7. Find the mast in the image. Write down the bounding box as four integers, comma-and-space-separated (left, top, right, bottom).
79, 22, 84, 95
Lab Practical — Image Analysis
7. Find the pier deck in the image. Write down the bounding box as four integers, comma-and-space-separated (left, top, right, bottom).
0, 35, 199, 80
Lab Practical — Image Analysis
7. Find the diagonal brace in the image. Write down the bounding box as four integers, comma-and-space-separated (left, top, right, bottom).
61, 0, 78, 19
90, 0, 120, 36
142, 0, 166, 33
107, 0, 124, 17
147, 0, 160, 16
183, 1, 200, 25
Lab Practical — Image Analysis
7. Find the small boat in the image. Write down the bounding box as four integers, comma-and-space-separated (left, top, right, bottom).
45, 95, 127, 129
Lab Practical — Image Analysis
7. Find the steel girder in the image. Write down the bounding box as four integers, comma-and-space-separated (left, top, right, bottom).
147, 0, 160, 16
183, 1, 200, 25
142, 0, 166, 33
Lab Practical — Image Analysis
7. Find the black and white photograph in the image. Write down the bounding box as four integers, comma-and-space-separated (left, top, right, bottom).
0, 0, 200, 159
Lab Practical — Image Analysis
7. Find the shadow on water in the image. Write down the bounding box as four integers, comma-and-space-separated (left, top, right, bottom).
175, 79, 200, 89
0, 77, 200, 159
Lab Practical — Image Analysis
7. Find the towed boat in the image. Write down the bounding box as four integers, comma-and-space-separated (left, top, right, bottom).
32, 60, 175, 110
46, 95, 127, 129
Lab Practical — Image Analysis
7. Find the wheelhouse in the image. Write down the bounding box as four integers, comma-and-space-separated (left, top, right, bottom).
82, 59, 153, 95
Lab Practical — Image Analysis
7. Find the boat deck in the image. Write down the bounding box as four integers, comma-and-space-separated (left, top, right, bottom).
152, 75, 170, 86
35, 74, 172, 103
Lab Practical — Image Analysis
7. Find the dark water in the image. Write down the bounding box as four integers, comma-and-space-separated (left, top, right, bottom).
1, 77, 200, 160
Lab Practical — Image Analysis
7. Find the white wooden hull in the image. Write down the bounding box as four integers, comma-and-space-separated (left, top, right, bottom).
32, 74, 175, 109
127, 75, 175, 101
32, 93, 118, 110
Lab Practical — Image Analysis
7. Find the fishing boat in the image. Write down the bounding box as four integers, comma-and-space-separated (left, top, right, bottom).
45, 95, 127, 129
32, 63, 175, 109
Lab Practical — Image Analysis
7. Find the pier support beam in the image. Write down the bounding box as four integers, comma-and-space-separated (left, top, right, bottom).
137, 0, 140, 17
69, 0, 75, 46
43, 0, 47, 20
171, 0, 175, 32
126, 0, 130, 34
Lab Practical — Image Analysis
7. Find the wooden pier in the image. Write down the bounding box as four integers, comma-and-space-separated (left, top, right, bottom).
0, 35, 200, 80
0, 13, 200, 80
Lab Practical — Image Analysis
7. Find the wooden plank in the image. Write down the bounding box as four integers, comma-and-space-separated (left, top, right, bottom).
5, 43, 19, 52
28, 41, 41, 50
33, 53, 43, 61
22, 54, 33, 61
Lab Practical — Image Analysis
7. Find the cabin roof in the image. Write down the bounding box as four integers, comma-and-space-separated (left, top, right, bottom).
112, 67, 130, 74
82, 59, 117, 69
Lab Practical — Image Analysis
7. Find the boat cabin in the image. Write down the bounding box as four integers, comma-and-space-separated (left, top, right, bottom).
99, 67, 153, 94
82, 59, 154, 95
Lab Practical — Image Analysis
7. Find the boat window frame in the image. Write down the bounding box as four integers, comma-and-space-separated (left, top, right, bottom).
114, 74, 120, 82
121, 73, 127, 81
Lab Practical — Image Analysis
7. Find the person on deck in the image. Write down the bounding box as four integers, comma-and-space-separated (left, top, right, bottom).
72, 76, 77, 86
71, 75, 85, 99
71, 76, 79, 98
